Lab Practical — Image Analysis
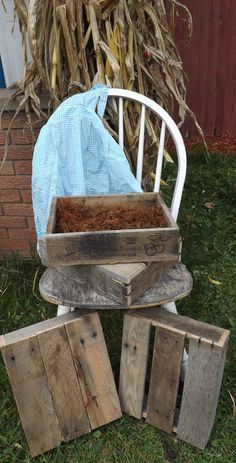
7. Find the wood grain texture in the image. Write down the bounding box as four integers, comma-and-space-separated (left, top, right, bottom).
0, 335, 5, 348
41, 193, 180, 266
37, 325, 90, 441
119, 313, 152, 418
1, 337, 62, 456
39, 262, 193, 309
41, 261, 173, 305
177, 335, 229, 449
46, 197, 57, 233
1, 309, 123, 456
130, 307, 225, 344
146, 326, 185, 433
65, 313, 122, 429
3, 310, 90, 346
41, 227, 180, 266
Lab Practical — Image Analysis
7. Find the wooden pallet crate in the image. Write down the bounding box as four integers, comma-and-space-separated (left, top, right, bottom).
47, 260, 173, 306
119, 307, 230, 449
0, 310, 121, 456
40, 192, 181, 266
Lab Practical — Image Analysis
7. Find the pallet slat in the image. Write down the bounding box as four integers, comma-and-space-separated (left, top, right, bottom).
119, 313, 151, 418
1, 337, 62, 456
37, 325, 90, 441
177, 337, 229, 449
65, 313, 122, 429
146, 326, 185, 433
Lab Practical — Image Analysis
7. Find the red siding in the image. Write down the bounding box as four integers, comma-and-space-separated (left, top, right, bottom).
175, 0, 236, 136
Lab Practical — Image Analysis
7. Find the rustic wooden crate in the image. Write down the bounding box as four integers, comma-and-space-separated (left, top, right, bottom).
0, 310, 121, 456
50, 261, 173, 305
39, 192, 181, 267
39, 262, 193, 309
119, 307, 230, 449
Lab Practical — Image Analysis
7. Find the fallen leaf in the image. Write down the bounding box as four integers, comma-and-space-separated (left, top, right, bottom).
208, 277, 221, 286
204, 202, 215, 209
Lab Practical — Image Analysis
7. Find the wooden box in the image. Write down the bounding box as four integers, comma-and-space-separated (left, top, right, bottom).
45, 261, 173, 306
119, 307, 230, 449
0, 310, 121, 456
39, 193, 181, 267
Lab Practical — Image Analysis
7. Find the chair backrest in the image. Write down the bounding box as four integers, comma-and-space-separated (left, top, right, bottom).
107, 89, 187, 222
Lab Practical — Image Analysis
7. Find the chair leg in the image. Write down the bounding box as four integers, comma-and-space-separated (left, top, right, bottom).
162, 301, 188, 380
57, 305, 75, 316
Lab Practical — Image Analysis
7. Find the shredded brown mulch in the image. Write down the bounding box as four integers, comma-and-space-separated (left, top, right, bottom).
55, 198, 168, 233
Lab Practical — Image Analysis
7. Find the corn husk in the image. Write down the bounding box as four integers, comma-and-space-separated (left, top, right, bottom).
1, 0, 202, 177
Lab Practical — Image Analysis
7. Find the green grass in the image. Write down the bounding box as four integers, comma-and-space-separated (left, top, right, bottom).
0, 153, 236, 463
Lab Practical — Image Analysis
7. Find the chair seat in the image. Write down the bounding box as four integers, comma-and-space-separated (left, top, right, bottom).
39, 263, 192, 310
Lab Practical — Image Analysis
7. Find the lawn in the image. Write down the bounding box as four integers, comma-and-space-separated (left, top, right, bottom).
0, 153, 236, 463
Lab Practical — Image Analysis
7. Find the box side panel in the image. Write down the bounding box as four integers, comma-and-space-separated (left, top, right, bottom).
43, 228, 180, 266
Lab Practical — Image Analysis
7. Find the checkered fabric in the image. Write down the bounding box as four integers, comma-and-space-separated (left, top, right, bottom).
32, 84, 142, 250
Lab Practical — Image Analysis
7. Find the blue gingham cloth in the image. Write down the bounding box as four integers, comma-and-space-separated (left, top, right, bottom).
32, 84, 142, 248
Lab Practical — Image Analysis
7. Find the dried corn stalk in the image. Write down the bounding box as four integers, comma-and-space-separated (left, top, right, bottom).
1, 0, 203, 174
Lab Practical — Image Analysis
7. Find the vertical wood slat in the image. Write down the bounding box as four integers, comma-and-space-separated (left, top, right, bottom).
177, 336, 229, 449
118, 97, 124, 149
37, 325, 90, 441
65, 312, 122, 429
136, 104, 146, 185
154, 121, 166, 193
1, 337, 62, 457
146, 325, 185, 433
119, 312, 151, 419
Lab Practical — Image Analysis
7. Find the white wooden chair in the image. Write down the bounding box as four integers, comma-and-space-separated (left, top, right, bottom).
40, 89, 190, 374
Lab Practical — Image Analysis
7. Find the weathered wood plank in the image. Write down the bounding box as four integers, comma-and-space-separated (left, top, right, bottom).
46, 197, 57, 233
119, 313, 152, 418
1, 337, 62, 456
177, 335, 229, 449
41, 227, 180, 266
128, 261, 173, 303
130, 307, 225, 345
37, 325, 91, 441
65, 312, 122, 429
39, 263, 193, 309
3, 310, 90, 346
146, 326, 185, 433
99, 262, 147, 284
61, 192, 157, 207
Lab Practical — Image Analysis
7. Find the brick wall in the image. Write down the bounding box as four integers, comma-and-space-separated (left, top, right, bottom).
0, 107, 44, 260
